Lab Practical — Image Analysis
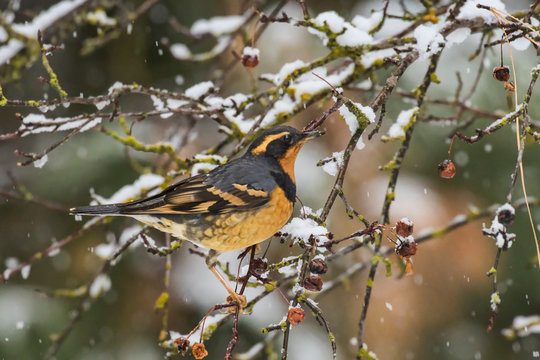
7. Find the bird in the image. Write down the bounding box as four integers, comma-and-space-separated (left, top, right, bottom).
71, 125, 324, 308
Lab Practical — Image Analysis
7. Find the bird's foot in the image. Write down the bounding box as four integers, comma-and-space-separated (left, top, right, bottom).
225, 292, 249, 314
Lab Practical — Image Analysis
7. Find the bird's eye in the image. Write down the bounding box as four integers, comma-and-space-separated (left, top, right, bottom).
282, 134, 292, 144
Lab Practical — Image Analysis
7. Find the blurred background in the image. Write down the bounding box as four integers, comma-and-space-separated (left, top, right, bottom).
0, 0, 539, 359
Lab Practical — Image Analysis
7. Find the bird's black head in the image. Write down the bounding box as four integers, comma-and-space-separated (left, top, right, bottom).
248, 126, 324, 160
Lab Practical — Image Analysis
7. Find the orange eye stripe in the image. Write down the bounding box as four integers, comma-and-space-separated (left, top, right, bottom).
250, 132, 289, 155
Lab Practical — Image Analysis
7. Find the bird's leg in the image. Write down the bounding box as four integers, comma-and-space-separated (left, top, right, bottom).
206, 250, 247, 310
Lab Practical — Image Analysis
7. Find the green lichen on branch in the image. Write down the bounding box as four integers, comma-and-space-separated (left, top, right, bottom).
0, 84, 7, 106
356, 342, 378, 360
49, 285, 88, 298
267, 255, 302, 272
36, 30, 68, 98
344, 100, 373, 131
154, 292, 169, 309
38, 52, 67, 99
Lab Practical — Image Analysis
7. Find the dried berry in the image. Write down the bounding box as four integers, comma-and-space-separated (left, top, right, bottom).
174, 337, 190, 356
438, 159, 456, 179
309, 258, 328, 275
492, 66, 510, 82
242, 55, 259, 69
396, 238, 417, 275
192, 342, 208, 359
252, 257, 268, 276
396, 218, 414, 237
396, 239, 417, 258
303, 275, 323, 291
497, 209, 515, 226
287, 307, 305, 326
241, 47, 259, 69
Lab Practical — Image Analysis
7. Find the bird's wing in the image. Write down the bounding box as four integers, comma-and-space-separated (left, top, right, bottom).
117, 173, 272, 215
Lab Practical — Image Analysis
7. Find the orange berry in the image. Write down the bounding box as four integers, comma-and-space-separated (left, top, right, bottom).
492, 66, 510, 82
438, 159, 456, 179
287, 307, 305, 326
192, 343, 208, 359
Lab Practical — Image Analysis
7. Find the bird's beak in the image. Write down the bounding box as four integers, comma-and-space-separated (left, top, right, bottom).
301, 129, 325, 141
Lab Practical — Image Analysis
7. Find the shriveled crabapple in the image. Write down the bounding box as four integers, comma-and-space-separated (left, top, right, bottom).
395, 218, 414, 237
395, 233, 417, 275
309, 258, 328, 275
192, 342, 208, 359
492, 66, 510, 82
251, 257, 268, 276
287, 307, 305, 326
241, 46, 259, 69
174, 337, 190, 356
395, 238, 418, 258
497, 208, 515, 226
438, 159, 456, 179
303, 275, 323, 291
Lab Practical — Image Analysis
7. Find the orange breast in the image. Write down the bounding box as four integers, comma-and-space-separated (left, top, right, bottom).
199, 186, 293, 251
132, 187, 293, 252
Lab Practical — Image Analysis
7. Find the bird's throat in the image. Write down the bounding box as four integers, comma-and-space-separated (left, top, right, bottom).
278, 142, 303, 184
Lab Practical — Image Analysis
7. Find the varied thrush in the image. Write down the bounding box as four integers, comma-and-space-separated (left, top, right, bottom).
71, 125, 324, 308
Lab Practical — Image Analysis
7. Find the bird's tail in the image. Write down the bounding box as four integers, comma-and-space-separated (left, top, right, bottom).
70, 204, 122, 216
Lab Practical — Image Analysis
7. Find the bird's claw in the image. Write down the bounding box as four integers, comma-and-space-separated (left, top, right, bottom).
226, 293, 249, 314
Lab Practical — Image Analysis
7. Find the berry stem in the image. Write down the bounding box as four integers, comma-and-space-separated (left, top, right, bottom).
447, 134, 456, 160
